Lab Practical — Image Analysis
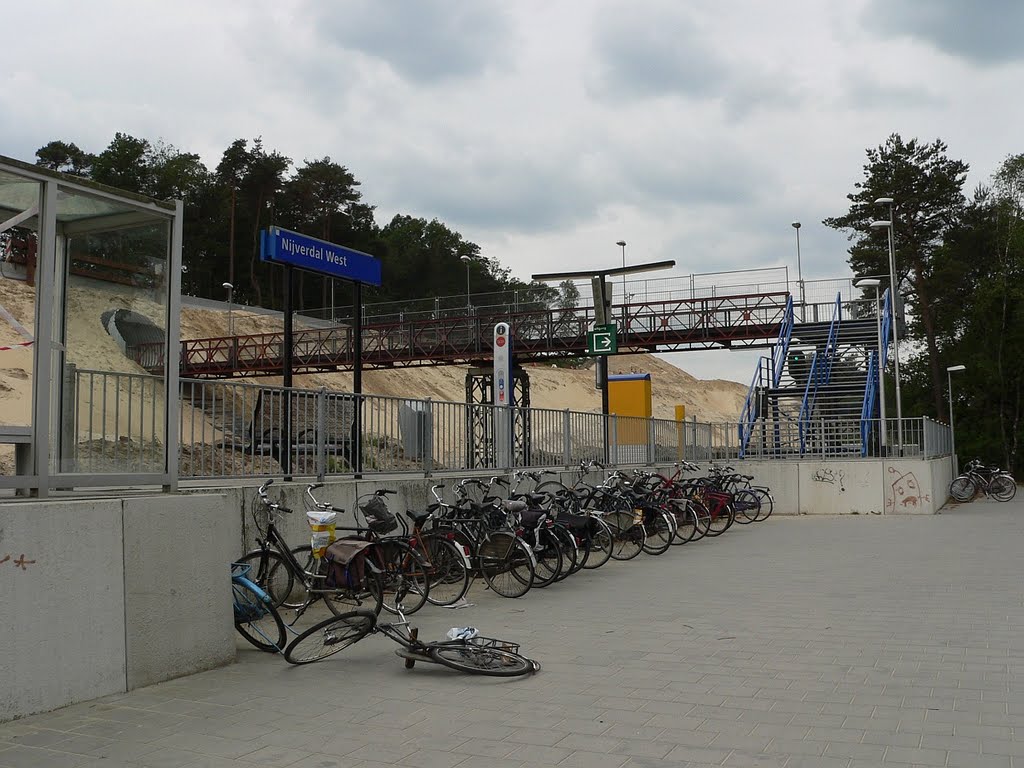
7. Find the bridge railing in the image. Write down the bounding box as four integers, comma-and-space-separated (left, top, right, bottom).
131, 290, 792, 376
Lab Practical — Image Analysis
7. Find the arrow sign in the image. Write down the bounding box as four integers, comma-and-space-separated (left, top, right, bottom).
587, 324, 618, 355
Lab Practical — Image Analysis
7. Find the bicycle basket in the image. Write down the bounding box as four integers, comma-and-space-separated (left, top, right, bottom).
469, 636, 522, 655
360, 495, 398, 534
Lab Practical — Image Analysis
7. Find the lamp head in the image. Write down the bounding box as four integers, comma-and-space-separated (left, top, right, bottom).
947, 365, 966, 373
874, 197, 894, 205
869, 221, 891, 229
616, 240, 626, 247
460, 255, 471, 263
791, 221, 801, 229
854, 278, 880, 288
222, 282, 233, 290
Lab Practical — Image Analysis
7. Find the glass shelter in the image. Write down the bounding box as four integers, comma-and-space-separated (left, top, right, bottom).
0, 155, 182, 495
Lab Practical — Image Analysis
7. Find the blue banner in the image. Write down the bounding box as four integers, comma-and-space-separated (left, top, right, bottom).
260, 227, 382, 286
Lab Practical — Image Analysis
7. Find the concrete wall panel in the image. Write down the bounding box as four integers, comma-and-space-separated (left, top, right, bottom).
931, 458, 954, 510
0, 500, 126, 721
882, 460, 940, 514
797, 461, 883, 515
735, 462, 801, 516
122, 494, 237, 689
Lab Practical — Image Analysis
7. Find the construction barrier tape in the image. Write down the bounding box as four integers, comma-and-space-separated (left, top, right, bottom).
0, 341, 33, 351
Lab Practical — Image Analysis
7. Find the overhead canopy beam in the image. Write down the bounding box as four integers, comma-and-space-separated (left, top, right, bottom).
0, 205, 39, 235
532, 259, 676, 282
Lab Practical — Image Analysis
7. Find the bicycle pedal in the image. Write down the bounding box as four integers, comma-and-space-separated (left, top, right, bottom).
394, 648, 432, 662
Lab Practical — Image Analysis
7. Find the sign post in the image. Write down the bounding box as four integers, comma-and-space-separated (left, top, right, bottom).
493, 322, 513, 468
261, 227, 382, 478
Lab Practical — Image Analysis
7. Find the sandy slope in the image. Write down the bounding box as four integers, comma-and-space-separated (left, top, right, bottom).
0, 275, 746, 431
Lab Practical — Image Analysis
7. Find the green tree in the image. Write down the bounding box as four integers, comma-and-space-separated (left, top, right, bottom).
930, 156, 1024, 474
823, 134, 969, 418
556, 280, 580, 310
90, 133, 155, 193
35, 140, 93, 175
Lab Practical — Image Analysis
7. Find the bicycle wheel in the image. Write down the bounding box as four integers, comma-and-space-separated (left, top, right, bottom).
989, 475, 1017, 502
371, 540, 431, 615
430, 644, 535, 677
751, 488, 774, 521
949, 475, 976, 502
422, 536, 471, 607
236, 549, 295, 609
551, 523, 581, 577
641, 510, 673, 556
605, 510, 645, 560
705, 502, 734, 537
283, 610, 377, 665
580, 517, 613, 569
732, 489, 761, 524
233, 580, 286, 653
669, 501, 696, 545
529, 527, 563, 588
478, 532, 535, 598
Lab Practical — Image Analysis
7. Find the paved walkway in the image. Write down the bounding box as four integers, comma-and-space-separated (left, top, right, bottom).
4, 499, 1024, 767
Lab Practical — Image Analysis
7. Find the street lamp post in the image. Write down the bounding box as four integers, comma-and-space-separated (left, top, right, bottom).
791, 222, 805, 321
616, 240, 626, 314
871, 197, 903, 453
854, 278, 886, 450
222, 281, 234, 337
460, 255, 472, 310
947, 364, 966, 477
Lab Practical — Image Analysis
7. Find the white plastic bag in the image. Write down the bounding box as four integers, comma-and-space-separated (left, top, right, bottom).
306, 510, 337, 558
446, 626, 479, 641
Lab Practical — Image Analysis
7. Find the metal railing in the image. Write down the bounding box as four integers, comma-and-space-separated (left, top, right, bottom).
63, 368, 953, 479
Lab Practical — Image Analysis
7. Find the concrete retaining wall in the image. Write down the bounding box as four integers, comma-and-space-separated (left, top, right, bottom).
0, 493, 233, 723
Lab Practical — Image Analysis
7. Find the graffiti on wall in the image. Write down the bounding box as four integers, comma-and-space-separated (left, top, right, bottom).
0, 554, 36, 570
811, 467, 846, 492
886, 467, 930, 511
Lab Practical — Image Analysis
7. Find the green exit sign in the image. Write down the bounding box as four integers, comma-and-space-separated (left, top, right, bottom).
587, 324, 617, 355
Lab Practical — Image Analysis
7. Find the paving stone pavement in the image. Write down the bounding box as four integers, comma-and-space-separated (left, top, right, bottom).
5, 498, 1024, 767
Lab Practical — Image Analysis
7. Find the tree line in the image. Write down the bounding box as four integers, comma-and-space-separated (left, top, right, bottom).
825, 135, 1024, 476
31, 134, 557, 314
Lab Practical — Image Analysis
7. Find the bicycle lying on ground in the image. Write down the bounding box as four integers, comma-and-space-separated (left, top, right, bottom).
950, 459, 1017, 503
284, 600, 540, 676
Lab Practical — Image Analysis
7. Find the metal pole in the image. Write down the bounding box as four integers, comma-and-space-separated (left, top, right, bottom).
282, 265, 293, 479
947, 369, 956, 477
875, 286, 887, 449
792, 222, 805, 321
354, 280, 363, 477
887, 205, 904, 453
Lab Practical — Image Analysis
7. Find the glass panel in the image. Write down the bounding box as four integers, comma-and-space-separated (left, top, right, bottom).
0, 168, 41, 223
51, 184, 170, 475
0, 169, 39, 482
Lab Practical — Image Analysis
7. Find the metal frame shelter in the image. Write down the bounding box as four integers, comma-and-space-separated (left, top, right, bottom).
0, 155, 182, 496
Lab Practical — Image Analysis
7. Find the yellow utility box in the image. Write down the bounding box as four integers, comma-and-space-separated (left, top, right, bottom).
609, 374, 652, 452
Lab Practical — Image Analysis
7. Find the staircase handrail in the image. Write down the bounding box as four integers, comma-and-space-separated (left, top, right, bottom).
879, 287, 892, 370
738, 356, 771, 457
770, 295, 795, 387
860, 350, 878, 457
798, 351, 819, 454
820, 292, 842, 385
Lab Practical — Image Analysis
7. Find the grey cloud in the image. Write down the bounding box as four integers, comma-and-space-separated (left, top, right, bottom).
302, 0, 513, 84
589, 7, 730, 101
842, 75, 945, 110
862, 0, 1024, 65
375, 152, 605, 233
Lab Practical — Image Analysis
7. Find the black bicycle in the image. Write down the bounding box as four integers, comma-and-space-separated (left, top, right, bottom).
284, 606, 539, 677
237, 480, 383, 620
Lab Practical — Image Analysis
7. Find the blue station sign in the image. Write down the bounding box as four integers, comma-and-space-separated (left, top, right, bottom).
260, 227, 382, 286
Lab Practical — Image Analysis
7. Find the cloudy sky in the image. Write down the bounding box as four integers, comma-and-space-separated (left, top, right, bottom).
3, 0, 1022, 382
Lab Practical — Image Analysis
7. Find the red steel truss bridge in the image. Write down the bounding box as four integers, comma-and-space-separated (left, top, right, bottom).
134, 291, 791, 378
